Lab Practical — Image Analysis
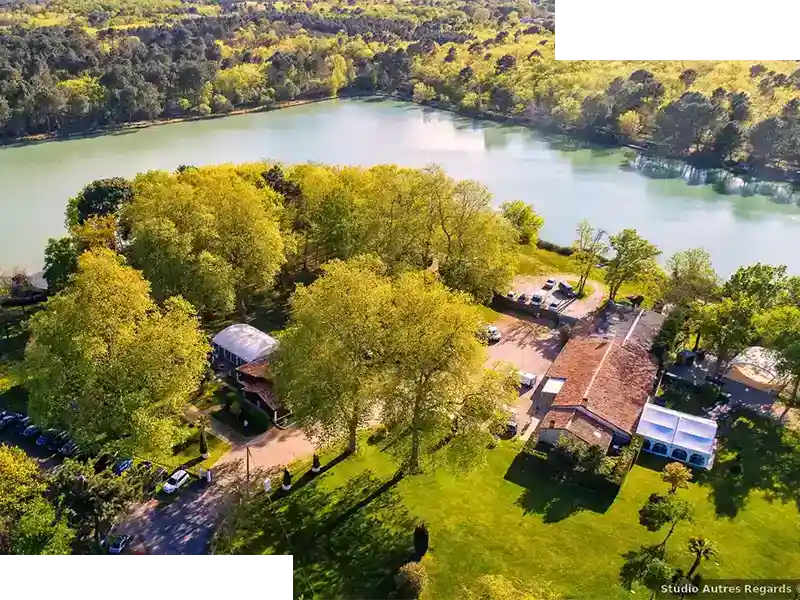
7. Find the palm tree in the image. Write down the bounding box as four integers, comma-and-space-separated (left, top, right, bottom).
686, 537, 718, 578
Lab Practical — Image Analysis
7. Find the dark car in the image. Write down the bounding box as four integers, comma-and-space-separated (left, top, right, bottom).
136, 460, 153, 474
558, 281, 576, 298
59, 440, 80, 457
22, 424, 41, 438
48, 432, 70, 452
113, 458, 134, 476
16, 415, 32, 431
95, 452, 117, 473
108, 534, 131, 555
0, 413, 16, 430
36, 429, 60, 447
146, 467, 169, 493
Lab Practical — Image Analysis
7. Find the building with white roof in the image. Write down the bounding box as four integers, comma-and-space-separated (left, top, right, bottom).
636, 403, 718, 469
211, 323, 278, 366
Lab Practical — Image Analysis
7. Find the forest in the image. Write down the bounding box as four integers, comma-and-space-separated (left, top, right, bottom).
1, 0, 799, 175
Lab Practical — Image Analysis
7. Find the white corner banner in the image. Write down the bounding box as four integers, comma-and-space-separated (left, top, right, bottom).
557, 0, 800, 60
2, 555, 294, 599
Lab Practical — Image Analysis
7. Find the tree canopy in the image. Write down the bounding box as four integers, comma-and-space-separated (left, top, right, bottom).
24, 248, 209, 456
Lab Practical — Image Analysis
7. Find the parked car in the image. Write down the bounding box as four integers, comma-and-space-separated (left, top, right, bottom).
108, 535, 131, 555
22, 424, 41, 438
517, 293, 530, 304
95, 452, 117, 473
506, 414, 518, 438
484, 325, 501, 343
47, 431, 69, 451
36, 429, 60, 447
558, 281, 576, 298
547, 297, 560, 311
543, 278, 557, 290
112, 458, 134, 476
0, 414, 17, 430
136, 460, 153, 474
506, 291, 517, 301
16, 415, 32, 431
59, 440, 79, 457
519, 372, 537, 388
531, 293, 544, 308
163, 469, 190, 494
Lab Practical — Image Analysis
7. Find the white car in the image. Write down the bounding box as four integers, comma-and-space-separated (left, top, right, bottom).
519, 372, 537, 388
485, 325, 501, 343
531, 293, 544, 308
162, 469, 190, 494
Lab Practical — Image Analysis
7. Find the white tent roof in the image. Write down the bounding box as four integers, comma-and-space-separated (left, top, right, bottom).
636, 403, 717, 456
211, 324, 278, 363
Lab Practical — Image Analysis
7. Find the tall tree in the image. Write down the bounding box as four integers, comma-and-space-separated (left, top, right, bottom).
0, 446, 73, 555
571, 220, 608, 297
42, 236, 79, 293
274, 255, 392, 454
755, 305, 800, 420
696, 297, 757, 375
639, 493, 694, 548
664, 248, 720, 306
499, 200, 544, 246
24, 249, 209, 456
124, 166, 286, 316
686, 537, 718, 578
381, 271, 516, 473
66, 177, 134, 228
604, 228, 661, 300
723, 263, 789, 308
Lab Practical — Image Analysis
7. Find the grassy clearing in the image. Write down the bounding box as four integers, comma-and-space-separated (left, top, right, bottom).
566, 279, 595, 299
165, 428, 230, 471
477, 304, 502, 324
216, 414, 800, 599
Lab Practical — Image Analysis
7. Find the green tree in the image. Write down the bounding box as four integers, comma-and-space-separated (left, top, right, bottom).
661, 462, 693, 494
66, 177, 133, 228
24, 249, 209, 456
0, 446, 73, 555
571, 220, 608, 297
274, 255, 392, 454
755, 305, 800, 420
640, 557, 675, 600
638, 493, 694, 548
686, 536, 718, 578
499, 200, 544, 245
381, 271, 515, 473
723, 263, 789, 308
696, 297, 757, 375
604, 228, 662, 300
50, 457, 144, 550
42, 236, 79, 293
464, 574, 562, 600
125, 166, 286, 316
664, 248, 720, 306
199, 428, 210, 458
326, 54, 348, 96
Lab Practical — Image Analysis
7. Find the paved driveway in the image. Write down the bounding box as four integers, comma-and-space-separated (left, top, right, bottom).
486, 313, 561, 433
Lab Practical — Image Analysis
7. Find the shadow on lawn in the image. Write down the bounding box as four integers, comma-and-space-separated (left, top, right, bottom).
504, 453, 614, 522
694, 410, 800, 518
232, 469, 416, 599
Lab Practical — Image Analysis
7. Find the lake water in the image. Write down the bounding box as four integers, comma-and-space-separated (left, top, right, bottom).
2, 97, 799, 276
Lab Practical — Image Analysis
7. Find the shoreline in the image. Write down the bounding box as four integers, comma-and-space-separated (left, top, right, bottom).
2, 91, 798, 201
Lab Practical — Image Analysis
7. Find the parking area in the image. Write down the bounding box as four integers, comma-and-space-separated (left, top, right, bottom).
509, 273, 605, 319
485, 313, 561, 434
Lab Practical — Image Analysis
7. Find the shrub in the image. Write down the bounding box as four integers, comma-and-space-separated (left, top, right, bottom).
414, 523, 429, 559
367, 424, 388, 444
199, 429, 209, 457
537, 238, 573, 256
396, 562, 429, 599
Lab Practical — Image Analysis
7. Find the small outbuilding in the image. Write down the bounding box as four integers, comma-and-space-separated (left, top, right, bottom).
211, 323, 278, 366
636, 403, 718, 469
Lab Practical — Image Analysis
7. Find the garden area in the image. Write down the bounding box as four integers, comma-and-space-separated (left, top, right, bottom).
214, 415, 800, 600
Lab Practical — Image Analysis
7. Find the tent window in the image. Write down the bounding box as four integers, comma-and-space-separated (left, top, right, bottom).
671, 448, 688, 461
652, 442, 668, 455
689, 453, 705, 466
642, 439, 651, 451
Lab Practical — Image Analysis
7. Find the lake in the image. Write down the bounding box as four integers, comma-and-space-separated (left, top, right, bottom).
2, 97, 799, 276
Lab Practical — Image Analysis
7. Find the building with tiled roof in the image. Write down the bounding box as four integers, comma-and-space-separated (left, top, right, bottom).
537, 302, 664, 452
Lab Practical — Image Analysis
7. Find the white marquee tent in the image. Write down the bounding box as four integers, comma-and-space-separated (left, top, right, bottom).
211, 323, 278, 366
636, 403, 718, 469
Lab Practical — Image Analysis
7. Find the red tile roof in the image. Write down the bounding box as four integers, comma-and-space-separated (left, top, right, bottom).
542, 408, 614, 451
545, 335, 658, 435
237, 356, 271, 380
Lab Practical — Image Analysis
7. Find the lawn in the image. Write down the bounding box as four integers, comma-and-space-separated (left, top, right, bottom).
215, 415, 800, 600
140, 428, 230, 473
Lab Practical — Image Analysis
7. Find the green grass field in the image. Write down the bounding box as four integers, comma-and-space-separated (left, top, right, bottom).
216, 412, 800, 599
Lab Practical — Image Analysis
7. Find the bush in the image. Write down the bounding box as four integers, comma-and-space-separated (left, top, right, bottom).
537, 238, 573, 256
396, 562, 429, 599
367, 424, 388, 444
414, 523, 429, 559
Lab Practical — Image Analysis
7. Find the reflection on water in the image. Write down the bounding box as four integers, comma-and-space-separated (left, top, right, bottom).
1, 97, 799, 276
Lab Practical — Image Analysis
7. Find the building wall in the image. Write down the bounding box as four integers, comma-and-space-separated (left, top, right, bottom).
539, 427, 566, 446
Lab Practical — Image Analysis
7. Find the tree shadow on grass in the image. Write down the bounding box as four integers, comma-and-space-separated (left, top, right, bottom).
227, 469, 416, 599
504, 453, 615, 523
694, 409, 800, 518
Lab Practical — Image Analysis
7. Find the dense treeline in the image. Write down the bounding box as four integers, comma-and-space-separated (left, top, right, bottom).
1, 0, 800, 174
